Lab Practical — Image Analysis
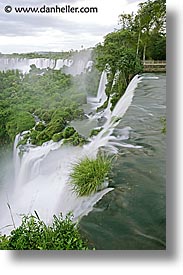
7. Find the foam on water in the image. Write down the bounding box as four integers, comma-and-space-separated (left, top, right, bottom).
0, 73, 142, 235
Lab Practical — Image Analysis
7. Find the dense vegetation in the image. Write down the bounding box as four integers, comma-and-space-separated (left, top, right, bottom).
0, 212, 90, 250
0, 51, 71, 60
94, 0, 166, 108
0, 64, 100, 148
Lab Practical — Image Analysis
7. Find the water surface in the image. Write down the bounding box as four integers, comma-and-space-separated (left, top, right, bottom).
79, 73, 166, 250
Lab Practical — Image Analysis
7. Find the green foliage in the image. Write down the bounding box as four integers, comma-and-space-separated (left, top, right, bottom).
134, 0, 166, 60
35, 122, 46, 131
6, 112, 35, 141
95, 28, 143, 109
147, 33, 166, 60
0, 213, 89, 250
2, 51, 72, 60
45, 118, 67, 139
160, 117, 166, 134
62, 126, 76, 139
63, 132, 87, 146
95, 0, 166, 110
69, 155, 111, 196
52, 132, 63, 142
0, 66, 88, 146
89, 128, 103, 137
51, 126, 87, 146
0, 235, 9, 250
17, 132, 30, 147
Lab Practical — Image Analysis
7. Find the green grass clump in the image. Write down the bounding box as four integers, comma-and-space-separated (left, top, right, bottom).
70, 155, 111, 197
0, 212, 89, 250
160, 117, 166, 134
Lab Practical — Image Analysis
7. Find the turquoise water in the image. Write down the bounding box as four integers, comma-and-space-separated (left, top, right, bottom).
0, 73, 166, 250
79, 73, 166, 250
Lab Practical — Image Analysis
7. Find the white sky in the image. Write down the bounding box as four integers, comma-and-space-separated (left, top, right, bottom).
0, 0, 146, 53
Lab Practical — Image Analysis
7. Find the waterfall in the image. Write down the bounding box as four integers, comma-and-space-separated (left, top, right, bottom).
96, 71, 108, 104
0, 74, 142, 235
0, 57, 93, 75
85, 60, 93, 72
13, 134, 21, 181
87, 71, 108, 116
85, 74, 143, 157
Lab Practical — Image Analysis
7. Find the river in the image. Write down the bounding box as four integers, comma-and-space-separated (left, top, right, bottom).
78, 73, 166, 250
0, 72, 166, 250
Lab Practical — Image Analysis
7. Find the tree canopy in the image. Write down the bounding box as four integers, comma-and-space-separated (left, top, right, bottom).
94, 0, 166, 108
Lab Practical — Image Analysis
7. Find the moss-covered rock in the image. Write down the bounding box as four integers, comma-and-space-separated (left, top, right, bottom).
35, 122, 46, 131
45, 118, 66, 139
35, 130, 50, 145
62, 126, 76, 139
17, 132, 30, 147
52, 132, 63, 142
63, 132, 87, 146
89, 127, 103, 137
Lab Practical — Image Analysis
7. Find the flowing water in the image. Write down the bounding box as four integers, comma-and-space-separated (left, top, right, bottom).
0, 55, 93, 75
0, 71, 166, 250
79, 73, 166, 250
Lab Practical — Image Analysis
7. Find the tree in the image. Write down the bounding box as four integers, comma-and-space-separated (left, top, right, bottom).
95, 29, 142, 107
118, 0, 166, 61
136, 0, 166, 61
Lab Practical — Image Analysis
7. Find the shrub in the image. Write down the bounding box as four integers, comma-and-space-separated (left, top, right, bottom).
62, 126, 76, 139
35, 122, 46, 131
52, 132, 63, 142
63, 132, 87, 146
69, 155, 111, 196
35, 130, 50, 145
29, 129, 39, 145
45, 118, 66, 138
89, 127, 103, 137
41, 111, 53, 123
0, 213, 89, 250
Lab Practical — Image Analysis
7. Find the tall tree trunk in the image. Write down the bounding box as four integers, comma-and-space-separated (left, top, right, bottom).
136, 30, 141, 57
143, 43, 147, 63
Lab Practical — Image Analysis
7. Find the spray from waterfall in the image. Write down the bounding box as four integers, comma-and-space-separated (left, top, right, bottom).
0, 50, 93, 75
0, 72, 142, 235
85, 74, 143, 157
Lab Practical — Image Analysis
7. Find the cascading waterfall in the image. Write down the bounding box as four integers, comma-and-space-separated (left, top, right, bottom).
87, 71, 108, 122
13, 134, 21, 181
96, 71, 108, 105
86, 74, 143, 157
0, 57, 93, 75
0, 73, 142, 235
88, 71, 107, 107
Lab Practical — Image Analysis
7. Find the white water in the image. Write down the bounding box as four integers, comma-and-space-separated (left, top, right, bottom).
0, 57, 93, 75
0, 73, 142, 235
88, 71, 108, 110
86, 75, 143, 156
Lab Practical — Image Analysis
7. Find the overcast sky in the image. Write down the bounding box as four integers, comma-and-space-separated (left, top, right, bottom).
0, 0, 146, 53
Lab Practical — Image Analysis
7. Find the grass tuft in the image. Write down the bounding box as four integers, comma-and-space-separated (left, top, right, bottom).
69, 155, 111, 197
